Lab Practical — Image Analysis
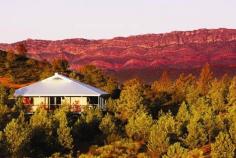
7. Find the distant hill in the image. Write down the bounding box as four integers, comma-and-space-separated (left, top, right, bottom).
1, 28, 236, 82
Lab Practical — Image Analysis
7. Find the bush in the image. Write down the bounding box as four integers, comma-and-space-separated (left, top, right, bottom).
147, 112, 176, 157
211, 132, 235, 158
125, 110, 153, 142
162, 142, 188, 158
4, 113, 31, 157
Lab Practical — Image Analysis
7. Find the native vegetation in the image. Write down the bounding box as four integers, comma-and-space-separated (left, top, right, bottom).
0, 49, 235, 157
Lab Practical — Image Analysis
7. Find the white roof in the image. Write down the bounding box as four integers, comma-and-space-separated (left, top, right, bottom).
14, 73, 108, 97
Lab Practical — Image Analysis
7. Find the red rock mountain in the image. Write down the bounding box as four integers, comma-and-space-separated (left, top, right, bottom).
1, 28, 236, 82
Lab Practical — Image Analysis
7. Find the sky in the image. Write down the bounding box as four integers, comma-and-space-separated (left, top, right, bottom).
0, 0, 235, 43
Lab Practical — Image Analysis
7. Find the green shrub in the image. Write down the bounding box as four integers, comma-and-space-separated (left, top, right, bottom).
211, 132, 235, 158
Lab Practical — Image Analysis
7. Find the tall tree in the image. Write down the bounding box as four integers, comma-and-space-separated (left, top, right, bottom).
4, 113, 31, 157
5, 50, 16, 69
185, 116, 208, 149
54, 104, 73, 151
228, 106, 236, 145
79, 65, 118, 94
208, 79, 227, 113
152, 71, 172, 93
28, 109, 59, 157
228, 76, 236, 106
52, 58, 69, 73
99, 114, 119, 143
115, 79, 145, 121
56, 113, 73, 151
173, 73, 196, 103
125, 110, 153, 142
147, 112, 176, 157
0, 84, 7, 105
197, 63, 213, 95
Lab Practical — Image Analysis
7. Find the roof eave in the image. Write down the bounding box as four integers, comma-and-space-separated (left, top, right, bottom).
14, 93, 108, 97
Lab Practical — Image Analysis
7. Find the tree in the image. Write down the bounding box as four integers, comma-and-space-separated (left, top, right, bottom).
185, 115, 208, 149
54, 104, 73, 151
79, 65, 118, 94
125, 110, 153, 142
81, 106, 103, 124
79, 65, 106, 88
147, 112, 176, 157
208, 79, 227, 113
228, 76, 236, 106
228, 106, 236, 145
99, 114, 119, 143
74, 106, 103, 148
0, 84, 7, 105
0, 131, 7, 157
197, 63, 213, 95
30, 109, 53, 129
57, 114, 74, 151
5, 50, 16, 69
173, 74, 196, 103
162, 142, 188, 158
29, 109, 55, 157
152, 71, 172, 93
0, 104, 10, 130
176, 102, 190, 124
148, 123, 169, 157
40, 64, 53, 79
189, 97, 220, 143
102, 77, 118, 96
211, 132, 235, 158
185, 84, 200, 106
4, 113, 31, 157
115, 79, 145, 121
176, 102, 190, 136
52, 58, 69, 73
79, 140, 145, 158
99, 114, 116, 136
229, 122, 236, 149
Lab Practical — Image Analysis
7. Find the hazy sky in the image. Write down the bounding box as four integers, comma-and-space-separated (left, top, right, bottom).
0, 0, 235, 43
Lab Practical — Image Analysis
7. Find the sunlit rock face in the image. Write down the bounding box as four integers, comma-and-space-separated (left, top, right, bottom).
1, 28, 236, 82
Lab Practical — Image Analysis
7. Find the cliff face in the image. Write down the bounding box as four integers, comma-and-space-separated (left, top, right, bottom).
1, 28, 236, 82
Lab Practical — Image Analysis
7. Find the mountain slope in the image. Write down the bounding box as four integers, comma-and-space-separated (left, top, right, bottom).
1, 28, 236, 82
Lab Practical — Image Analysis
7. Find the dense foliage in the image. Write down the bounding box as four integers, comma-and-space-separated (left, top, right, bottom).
0, 51, 235, 157
0, 49, 51, 84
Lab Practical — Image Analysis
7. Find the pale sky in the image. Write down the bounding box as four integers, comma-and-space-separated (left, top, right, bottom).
0, 0, 235, 43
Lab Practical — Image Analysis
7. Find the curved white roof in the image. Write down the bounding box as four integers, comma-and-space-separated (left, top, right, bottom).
14, 73, 108, 97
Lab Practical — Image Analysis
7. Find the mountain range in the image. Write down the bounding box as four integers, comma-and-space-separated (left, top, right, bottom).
1, 28, 236, 82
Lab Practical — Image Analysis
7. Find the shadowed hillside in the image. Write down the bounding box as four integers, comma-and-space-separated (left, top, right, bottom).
0, 50, 51, 86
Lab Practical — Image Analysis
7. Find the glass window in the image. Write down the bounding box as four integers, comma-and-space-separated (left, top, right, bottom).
50, 97, 55, 105
50, 97, 62, 105
89, 97, 98, 104
56, 97, 61, 105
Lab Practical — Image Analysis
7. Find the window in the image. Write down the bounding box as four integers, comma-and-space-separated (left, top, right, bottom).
89, 96, 98, 105
50, 97, 55, 105
56, 97, 61, 105
50, 97, 62, 105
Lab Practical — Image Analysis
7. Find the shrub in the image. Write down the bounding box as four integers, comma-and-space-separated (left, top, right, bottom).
4, 113, 31, 157
125, 110, 153, 142
162, 142, 188, 158
211, 132, 235, 158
